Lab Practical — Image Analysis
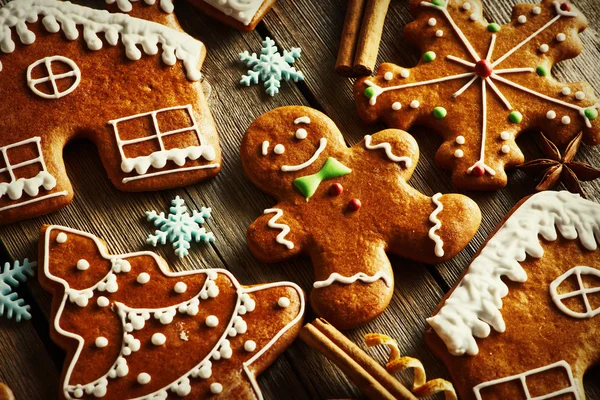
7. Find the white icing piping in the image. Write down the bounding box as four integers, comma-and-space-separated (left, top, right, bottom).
0, 0, 203, 81
200, 0, 265, 26
313, 272, 392, 289
427, 191, 600, 356
281, 138, 327, 172
26, 56, 81, 99
43, 226, 305, 400
428, 193, 444, 258
549, 266, 600, 319
120, 146, 217, 175
293, 116, 310, 124
105, 0, 175, 14
0, 171, 56, 200
263, 208, 294, 249
261, 141, 269, 156
363, 135, 412, 167
0, 190, 68, 213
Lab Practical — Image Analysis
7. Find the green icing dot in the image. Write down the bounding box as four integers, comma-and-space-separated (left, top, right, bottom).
487, 23, 501, 32
585, 108, 598, 120
536, 65, 549, 76
509, 111, 523, 123
433, 106, 447, 119
432, 0, 445, 5
423, 51, 436, 62
364, 87, 376, 99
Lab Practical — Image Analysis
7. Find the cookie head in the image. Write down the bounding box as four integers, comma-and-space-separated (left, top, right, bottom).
241, 106, 348, 198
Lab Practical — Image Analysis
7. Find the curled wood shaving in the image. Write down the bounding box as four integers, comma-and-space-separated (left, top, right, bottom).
365, 333, 457, 400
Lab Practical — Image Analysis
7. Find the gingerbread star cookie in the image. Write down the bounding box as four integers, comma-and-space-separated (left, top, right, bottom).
354, 0, 600, 190
426, 191, 600, 400
241, 106, 481, 329
38, 225, 304, 400
0, 0, 221, 225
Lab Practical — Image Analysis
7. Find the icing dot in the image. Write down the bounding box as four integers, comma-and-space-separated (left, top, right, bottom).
561, 116, 571, 125
455, 136, 465, 145
539, 44, 549, 53
433, 106, 447, 119
364, 87, 376, 99
500, 131, 511, 140
556, 33, 566, 42
575, 91, 585, 100
347, 199, 361, 212
76, 259, 90, 271
487, 23, 501, 33
329, 183, 343, 196
400, 70, 410, 78
137, 373, 151, 385
469, 13, 477, 21
509, 111, 523, 123
274, 144, 285, 155
151, 333, 166, 346
532, 6, 541, 14
136, 272, 150, 284
410, 100, 420, 109
198, 365, 212, 379
278, 297, 291, 308
205, 315, 219, 327
423, 51, 436, 62
462, 2, 471, 10
210, 383, 223, 394
432, 0, 444, 5
517, 15, 527, 24
501, 145, 510, 154
95, 337, 108, 348
561, 87, 571, 95
174, 282, 187, 294
584, 108, 598, 120
428, 18, 437, 26
560, 2, 571, 12
383, 71, 393, 81
435, 29, 444, 37
536, 65, 549, 76
56, 232, 67, 243
244, 340, 257, 352
295, 128, 308, 140
454, 150, 464, 158
97, 296, 109, 307
546, 110, 556, 119
391, 102, 402, 111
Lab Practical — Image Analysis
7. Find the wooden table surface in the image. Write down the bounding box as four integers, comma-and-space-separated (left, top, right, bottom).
1, 0, 600, 398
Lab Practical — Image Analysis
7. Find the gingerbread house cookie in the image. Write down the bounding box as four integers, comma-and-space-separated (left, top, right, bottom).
426, 191, 600, 399
38, 225, 304, 399
187, 0, 276, 32
354, 0, 600, 191
241, 106, 481, 329
0, 0, 221, 225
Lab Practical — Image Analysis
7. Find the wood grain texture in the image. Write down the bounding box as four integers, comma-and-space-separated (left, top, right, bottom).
1, 0, 599, 398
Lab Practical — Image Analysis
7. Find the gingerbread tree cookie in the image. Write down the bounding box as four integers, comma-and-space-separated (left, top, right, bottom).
0, 0, 221, 225
38, 225, 304, 400
426, 191, 600, 399
241, 106, 481, 329
354, 0, 600, 190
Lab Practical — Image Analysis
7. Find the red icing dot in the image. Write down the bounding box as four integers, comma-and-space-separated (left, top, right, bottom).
560, 2, 570, 11
329, 183, 343, 196
471, 165, 485, 177
474, 59, 493, 78
347, 199, 361, 212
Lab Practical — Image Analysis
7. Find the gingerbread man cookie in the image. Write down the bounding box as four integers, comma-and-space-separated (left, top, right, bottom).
38, 225, 304, 400
0, 0, 221, 225
354, 0, 600, 191
241, 106, 481, 329
426, 191, 600, 400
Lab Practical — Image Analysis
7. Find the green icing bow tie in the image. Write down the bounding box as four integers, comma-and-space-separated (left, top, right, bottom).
293, 157, 351, 199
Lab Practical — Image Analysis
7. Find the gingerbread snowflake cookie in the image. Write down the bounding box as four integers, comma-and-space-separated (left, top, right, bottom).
0, 0, 221, 225
187, 0, 276, 32
426, 191, 600, 399
354, 0, 600, 190
38, 225, 304, 399
241, 106, 481, 329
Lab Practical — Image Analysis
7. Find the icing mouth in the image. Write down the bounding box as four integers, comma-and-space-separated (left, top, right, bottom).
281, 138, 327, 172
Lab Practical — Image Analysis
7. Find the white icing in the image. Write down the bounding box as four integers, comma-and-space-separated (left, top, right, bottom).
517, 15, 527, 24
391, 102, 402, 111
547, 110, 556, 119
280, 138, 327, 172
105, 0, 175, 14
0, 170, 57, 201
261, 141, 269, 156
210, 382, 223, 394
455, 136, 465, 144
200, 0, 265, 26
501, 145, 510, 154
428, 191, 600, 356
575, 91, 585, 100
473, 361, 579, 400
205, 315, 219, 327
295, 129, 308, 140
274, 144, 285, 155
56, 232, 68, 243
550, 266, 600, 319
454, 149, 464, 158
562, 115, 571, 125
95, 337, 109, 348
400, 70, 410, 78
469, 13, 477, 21
0, 0, 204, 80
539, 43, 549, 53
174, 282, 187, 294
462, 2, 471, 11
76, 260, 89, 271
151, 333, 167, 346
410, 100, 420, 108
364, 135, 412, 167
561, 87, 571, 95
244, 340, 257, 352
97, 297, 110, 307
428, 18, 437, 26
428, 193, 444, 257
556, 32, 567, 42
26, 56, 81, 99
136, 272, 150, 284
137, 372, 151, 385
263, 208, 294, 249
277, 297, 290, 308
533, 6, 541, 15
500, 131, 511, 140
313, 272, 392, 289
384, 71, 393, 80
294, 116, 310, 124
435, 29, 443, 37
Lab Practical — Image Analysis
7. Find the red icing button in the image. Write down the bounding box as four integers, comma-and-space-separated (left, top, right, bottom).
474, 59, 493, 78
347, 199, 361, 212
560, 2, 570, 11
329, 183, 343, 196
471, 165, 485, 177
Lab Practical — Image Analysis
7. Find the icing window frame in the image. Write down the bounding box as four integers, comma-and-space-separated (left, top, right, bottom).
26, 55, 82, 100
549, 266, 600, 319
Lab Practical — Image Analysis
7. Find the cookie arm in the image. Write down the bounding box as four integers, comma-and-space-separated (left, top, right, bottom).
360, 129, 419, 181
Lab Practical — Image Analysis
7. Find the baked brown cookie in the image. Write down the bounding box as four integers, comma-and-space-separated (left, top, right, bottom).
426, 191, 600, 400
0, 0, 221, 225
187, 0, 276, 32
241, 106, 481, 329
354, 0, 600, 191
38, 225, 304, 400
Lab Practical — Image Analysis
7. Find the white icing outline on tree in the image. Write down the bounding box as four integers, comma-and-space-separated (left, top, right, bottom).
108, 105, 218, 183
473, 360, 580, 400
26, 55, 81, 100
549, 266, 600, 319
43, 226, 305, 400
0, 137, 67, 212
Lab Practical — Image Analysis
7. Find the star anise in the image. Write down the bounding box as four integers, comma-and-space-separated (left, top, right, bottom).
518, 132, 600, 198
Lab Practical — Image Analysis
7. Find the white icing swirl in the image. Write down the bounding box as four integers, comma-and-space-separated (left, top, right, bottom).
363, 135, 412, 167
313, 271, 392, 289
428, 193, 444, 258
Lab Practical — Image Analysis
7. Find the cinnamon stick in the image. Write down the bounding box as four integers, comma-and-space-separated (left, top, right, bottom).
300, 319, 417, 400
353, 0, 391, 76
335, 0, 367, 77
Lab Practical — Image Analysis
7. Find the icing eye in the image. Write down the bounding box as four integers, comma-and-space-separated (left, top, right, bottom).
274, 144, 285, 154
295, 128, 308, 140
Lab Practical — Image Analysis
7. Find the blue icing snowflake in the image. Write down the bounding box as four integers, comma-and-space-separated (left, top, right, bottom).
146, 196, 215, 258
0, 258, 36, 322
239, 37, 304, 96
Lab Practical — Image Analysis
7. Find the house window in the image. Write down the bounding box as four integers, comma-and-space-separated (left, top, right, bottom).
549, 266, 600, 319
26, 56, 81, 99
